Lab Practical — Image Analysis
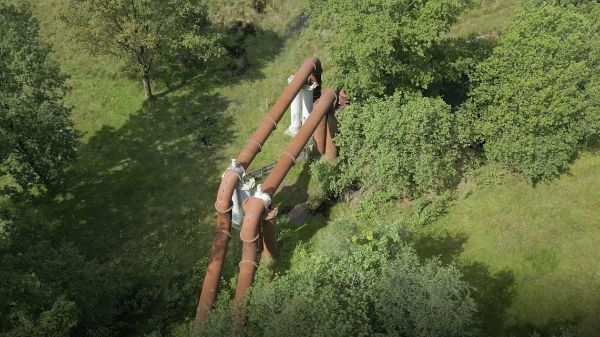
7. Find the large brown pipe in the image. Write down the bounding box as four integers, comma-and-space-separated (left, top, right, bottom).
261, 208, 278, 259
237, 57, 321, 167
234, 89, 338, 302
324, 112, 339, 160
195, 57, 321, 324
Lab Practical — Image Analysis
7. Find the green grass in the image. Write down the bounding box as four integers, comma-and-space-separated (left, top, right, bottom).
416, 153, 600, 336
29, 0, 321, 333
449, 0, 519, 37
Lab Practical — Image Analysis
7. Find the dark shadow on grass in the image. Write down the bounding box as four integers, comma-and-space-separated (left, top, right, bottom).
413, 232, 516, 337
152, 24, 285, 94
39, 76, 235, 335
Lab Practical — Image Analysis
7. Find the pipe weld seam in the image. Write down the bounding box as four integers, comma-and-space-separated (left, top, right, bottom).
281, 152, 297, 165
215, 229, 232, 238
247, 138, 262, 152
240, 231, 260, 243
239, 259, 258, 268
214, 202, 233, 213
265, 115, 277, 129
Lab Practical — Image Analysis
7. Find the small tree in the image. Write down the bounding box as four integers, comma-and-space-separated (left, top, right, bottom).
59, 0, 224, 100
0, 1, 79, 196
309, 0, 474, 98
334, 92, 461, 202
465, 0, 600, 181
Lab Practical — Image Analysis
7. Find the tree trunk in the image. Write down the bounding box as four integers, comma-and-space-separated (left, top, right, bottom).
142, 68, 153, 100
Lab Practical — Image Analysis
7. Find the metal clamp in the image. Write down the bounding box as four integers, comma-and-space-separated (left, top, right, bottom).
281, 152, 297, 165
239, 259, 258, 267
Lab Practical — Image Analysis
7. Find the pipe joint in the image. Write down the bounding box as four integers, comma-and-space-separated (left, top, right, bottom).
252, 185, 271, 210
224, 159, 245, 180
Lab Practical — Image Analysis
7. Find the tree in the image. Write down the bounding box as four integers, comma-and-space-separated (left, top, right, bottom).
0, 1, 79, 197
464, 0, 600, 182
309, 0, 474, 98
200, 234, 476, 337
334, 92, 461, 203
59, 0, 224, 100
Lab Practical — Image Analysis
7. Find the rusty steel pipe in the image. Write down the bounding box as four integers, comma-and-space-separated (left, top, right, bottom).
314, 116, 327, 156
233, 89, 337, 302
194, 170, 239, 323
237, 57, 321, 167
262, 90, 338, 195
261, 208, 278, 259
324, 112, 339, 160
195, 57, 321, 324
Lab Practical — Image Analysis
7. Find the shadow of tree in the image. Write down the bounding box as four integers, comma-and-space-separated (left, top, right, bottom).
152, 25, 285, 94
39, 76, 236, 334
460, 263, 516, 336
413, 232, 517, 337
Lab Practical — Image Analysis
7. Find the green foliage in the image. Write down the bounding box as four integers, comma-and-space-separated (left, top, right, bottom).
59, 0, 224, 98
464, 0, 600, 181
0, 1, 79, 196
201, 234, 477, 337
335, 92, 461, 203
310, 0, 474, 98
309, 160, 338, 197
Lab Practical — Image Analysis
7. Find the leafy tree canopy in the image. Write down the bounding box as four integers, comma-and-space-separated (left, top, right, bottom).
464, 0, 600, 181
201, 233, 476, 337
59, 0, 225, 99
0, 1, 79, 197
334, 92, 462, 203
310, 0, 474, 98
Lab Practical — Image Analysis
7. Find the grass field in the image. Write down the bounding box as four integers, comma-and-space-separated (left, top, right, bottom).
30, 1, 320, 332
449, 0, 519, 37
28, 0, 600, 336
416, 153, 600, 336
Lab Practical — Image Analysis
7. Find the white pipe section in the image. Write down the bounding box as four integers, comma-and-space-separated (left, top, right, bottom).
286, 75, 303, 136
301, 83, 317, 124
231, 177, 256, 229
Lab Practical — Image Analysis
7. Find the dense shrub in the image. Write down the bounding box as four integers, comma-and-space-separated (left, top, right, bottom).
464, 0, 600, 182
201, 235, 477, 337
334, 92, 461, 202
309, 0, 474, 98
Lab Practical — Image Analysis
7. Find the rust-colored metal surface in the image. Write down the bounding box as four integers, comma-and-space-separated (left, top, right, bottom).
233, 89, 337, 302
261, 208, 279, 259
314, 116, 327, 156
324, 112, 339, 160
237, 57, 322, 167
195, 57, 322, 324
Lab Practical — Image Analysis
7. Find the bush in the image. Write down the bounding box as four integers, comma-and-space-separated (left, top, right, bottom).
464, 0, 600, 182
201, 234, 477, 337
334, 92, 461, 202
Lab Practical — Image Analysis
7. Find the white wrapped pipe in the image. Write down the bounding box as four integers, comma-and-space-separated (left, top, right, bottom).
231, 177, 256, 230
286, 75, 303, 136
301, 83, 317, 124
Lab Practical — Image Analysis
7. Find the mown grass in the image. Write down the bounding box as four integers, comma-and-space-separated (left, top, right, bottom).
449, 0, 519, 37
417, 153, 600, 336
